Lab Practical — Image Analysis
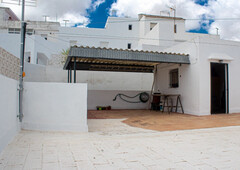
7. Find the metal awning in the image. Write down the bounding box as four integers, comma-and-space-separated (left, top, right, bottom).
63, 46, 190, 83
64, 46, 189, 72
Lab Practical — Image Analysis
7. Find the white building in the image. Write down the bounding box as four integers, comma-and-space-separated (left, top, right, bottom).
1, 7, 240, 115
157, 36, 237, 115
0, 7, 218, 64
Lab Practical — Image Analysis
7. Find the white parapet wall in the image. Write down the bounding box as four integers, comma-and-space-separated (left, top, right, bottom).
0, 74, 20, 153
22, 82, 88, 132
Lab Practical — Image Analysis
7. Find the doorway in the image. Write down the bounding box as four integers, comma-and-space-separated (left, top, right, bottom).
211, 63, 228, 114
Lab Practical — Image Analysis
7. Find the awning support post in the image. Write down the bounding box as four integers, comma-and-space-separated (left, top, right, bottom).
74, 57, 76, 83
70, 66, 72, 83
67, 69, 70, 83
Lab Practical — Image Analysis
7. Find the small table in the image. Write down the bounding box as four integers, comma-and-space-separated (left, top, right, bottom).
152, 94, 184, 114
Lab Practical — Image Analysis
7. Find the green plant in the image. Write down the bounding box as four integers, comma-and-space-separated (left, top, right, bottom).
61, 48, 70, 64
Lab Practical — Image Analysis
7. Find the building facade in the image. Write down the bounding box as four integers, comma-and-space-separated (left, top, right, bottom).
1, 7, 240, 115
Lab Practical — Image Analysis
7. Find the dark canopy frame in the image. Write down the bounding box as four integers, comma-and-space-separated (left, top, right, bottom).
63, 46, 190, 83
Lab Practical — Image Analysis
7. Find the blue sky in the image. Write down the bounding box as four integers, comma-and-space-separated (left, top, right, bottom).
194, 0, 209, 6
87, 0, 116, 28
86, 0, 211, 34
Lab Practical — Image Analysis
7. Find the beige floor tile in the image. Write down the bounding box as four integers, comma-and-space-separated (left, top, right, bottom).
0, 118, 240, 170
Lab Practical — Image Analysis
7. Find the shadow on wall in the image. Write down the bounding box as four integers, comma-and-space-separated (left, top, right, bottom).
37, 52, 48, 65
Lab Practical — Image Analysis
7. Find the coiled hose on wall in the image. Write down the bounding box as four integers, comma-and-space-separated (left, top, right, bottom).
113, 92, 149, 103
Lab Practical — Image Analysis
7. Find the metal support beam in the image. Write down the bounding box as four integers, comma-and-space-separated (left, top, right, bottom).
67, 69, 70, 83
70, 67, 72, 83
74, 57, 76, 83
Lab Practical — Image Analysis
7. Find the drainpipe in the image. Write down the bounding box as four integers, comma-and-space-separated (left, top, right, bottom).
18, 0, 26, 122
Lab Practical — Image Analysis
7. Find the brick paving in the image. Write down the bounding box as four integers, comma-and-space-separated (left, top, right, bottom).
88, 110, 240, 131
0, 117, 240, 169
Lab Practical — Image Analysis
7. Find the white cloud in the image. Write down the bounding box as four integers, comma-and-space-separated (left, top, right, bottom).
0, 0, 92, 25
208, 0, 240, 41
110, 0, 210, 31
90, 0, 106, 11
59, 13, 90, 27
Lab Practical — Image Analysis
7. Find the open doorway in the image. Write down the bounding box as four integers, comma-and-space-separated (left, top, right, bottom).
211, 63, 229, 114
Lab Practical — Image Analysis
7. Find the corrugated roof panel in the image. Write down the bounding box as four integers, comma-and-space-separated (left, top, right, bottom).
64, 46, 190, 73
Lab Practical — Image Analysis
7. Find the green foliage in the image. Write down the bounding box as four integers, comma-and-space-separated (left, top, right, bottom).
61, 48, 70, 64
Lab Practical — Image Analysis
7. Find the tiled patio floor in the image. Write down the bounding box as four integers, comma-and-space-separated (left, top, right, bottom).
88, 110, 240, 131
0, 117, 240, 169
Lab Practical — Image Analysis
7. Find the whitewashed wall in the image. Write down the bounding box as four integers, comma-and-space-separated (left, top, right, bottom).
24, 64, 153, 110
0, 34, 20, 58
198, 36, 240, 114
24, 62, 47, 82
156, 63, 200, 115
22, 82, 88, 132
158, 35, 240, 115
0, 74, 20, 153
88, 90, 150, 110
24, 64, 153, 90
59, 17, 140, 50
156, 39, 202, 115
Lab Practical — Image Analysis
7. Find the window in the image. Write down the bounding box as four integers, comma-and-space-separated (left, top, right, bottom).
26, 29, 34, 35
8, 28, 20, 34
127, 43, 131, 49
27, 56, 31, 63
8, 28, 34, 35
150, 23, 157, 30
25, 52, 31, 63
169, 69, 179, 88
174, 24, 177, 33
41, 34, 48, 40
128, 24, 132, 30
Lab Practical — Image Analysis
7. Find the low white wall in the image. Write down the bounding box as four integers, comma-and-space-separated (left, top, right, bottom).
22, 82, 88, 132
88, 90, 150, 110
0, 74, 20, 153
24, 62, 47, 82
24, 64, 153, 110
25, 64, 153, 91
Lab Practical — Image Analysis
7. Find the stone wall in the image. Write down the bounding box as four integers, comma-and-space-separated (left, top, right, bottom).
0, 46, 19, 80
48, 54, 65, 67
